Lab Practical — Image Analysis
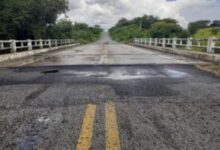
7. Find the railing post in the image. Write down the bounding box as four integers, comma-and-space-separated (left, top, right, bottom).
39, 39, 43, 49
0, 42, 4, 49
197, 40, 201, 47
55, 39, 58, 47
162, 38, 166, 48
27, 39, 32, 51
187, 37, 192, 50
149, 38, 152, 46
172, 38, 177, 49
10, 40, 17, 53
207, 37, 216, 53
155, 38, 157, 45
48, 39, 52, 48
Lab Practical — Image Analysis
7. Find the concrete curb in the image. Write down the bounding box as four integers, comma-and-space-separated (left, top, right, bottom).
0, 43, 80, 63
130, 43, 220, 65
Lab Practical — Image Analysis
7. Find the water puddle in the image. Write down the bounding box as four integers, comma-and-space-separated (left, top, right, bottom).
103, 70, 147, 80
66, 69, 163, 80
41, 68, 187, 80
165, 69, 187, 78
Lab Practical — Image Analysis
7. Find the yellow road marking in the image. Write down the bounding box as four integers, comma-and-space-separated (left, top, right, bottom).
105, 102, 121, 150
76, 104, 96, 150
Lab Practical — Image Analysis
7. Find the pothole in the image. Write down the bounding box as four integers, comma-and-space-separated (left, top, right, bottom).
42, 70, 59, 74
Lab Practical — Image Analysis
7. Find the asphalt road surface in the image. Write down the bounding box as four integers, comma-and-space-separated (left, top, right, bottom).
0, 33, 219, 150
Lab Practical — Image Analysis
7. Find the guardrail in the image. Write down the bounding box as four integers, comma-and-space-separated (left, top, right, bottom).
133, 37, 220, 53
0, 39, 76, 54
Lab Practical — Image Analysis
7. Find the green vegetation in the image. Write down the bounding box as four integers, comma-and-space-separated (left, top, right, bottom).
0, 0, 68, 39
109, 15, 220, 43
109, 24, 149, 43
109, 15, 189, 43
188, 20, 210, 35
193, 27, 220, 39
0, 0, 103, 43
47, 20, 103, 44
196, 64, 220, 77
71, 24, 103, 44
149, 21, 188, 38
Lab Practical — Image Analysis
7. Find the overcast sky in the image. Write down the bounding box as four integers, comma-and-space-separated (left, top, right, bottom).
61, 0, 220, 29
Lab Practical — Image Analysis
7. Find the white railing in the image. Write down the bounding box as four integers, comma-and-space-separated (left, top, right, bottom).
133, 37, 220, 53
0, 39, 76, 54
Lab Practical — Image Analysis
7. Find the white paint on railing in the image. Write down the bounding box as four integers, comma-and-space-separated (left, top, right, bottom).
186, 37, 192, 50
207, 37, 216, 53
133, 37, 219, 53
0, 39, 76, 54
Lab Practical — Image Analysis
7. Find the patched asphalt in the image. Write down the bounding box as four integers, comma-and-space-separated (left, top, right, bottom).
0, 64, 220, 149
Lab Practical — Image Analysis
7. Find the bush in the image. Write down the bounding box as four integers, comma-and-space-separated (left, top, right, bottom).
109, 15, 187, 43
110, 24, 149, 43
149, 21, 185, 38
193, 27, 220, 38
46, 21, 103, 44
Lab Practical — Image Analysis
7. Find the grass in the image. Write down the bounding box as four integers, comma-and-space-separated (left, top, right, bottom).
196, 64, 220, 77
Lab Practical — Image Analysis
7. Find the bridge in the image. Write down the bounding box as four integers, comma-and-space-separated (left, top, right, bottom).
0, 33, 219, 149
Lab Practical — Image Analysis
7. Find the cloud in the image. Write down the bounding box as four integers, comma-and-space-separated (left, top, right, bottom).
63, 0, 219, 29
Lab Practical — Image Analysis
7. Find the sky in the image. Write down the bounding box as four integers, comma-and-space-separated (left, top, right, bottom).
61, 0, 220, 29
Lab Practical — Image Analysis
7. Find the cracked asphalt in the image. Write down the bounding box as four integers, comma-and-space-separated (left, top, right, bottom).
0, 33, 219, 150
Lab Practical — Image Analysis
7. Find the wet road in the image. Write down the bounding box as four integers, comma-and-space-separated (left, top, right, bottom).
0, 33, 220, 150
0, 32, 204, 67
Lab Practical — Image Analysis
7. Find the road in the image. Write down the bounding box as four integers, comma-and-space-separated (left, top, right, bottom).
0, 33, 219, 150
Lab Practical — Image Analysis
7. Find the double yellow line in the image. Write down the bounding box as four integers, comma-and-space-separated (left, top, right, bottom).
76, 102, 121, 150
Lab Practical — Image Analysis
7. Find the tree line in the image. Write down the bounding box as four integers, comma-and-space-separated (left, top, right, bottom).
109, 15, 220, 43
0, 0, 102, 43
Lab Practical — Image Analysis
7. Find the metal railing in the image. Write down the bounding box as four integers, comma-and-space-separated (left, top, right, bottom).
0, 39, 76, 54
133, 37, 220, 53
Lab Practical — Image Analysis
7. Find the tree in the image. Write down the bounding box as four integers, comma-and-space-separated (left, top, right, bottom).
162, 18, 178, 24
109, 15, 187, 42
71, 22, 103, 44
210, 20, 220, 27
0, 0, 68, 39
149, 21, 184, 38
46, 19, 74, 39
130, 15, 159, 30
116, 18, 129, 27
109, 24, 149, 43
188, 20, 210, 35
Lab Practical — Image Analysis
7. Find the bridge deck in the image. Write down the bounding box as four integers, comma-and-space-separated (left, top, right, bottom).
0, 33, 219, 150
